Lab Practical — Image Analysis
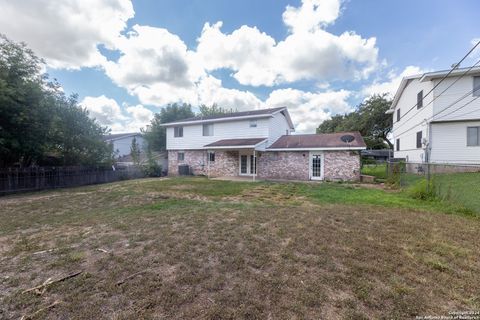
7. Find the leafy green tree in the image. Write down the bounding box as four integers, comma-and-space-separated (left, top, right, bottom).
317, 94, 393, 149
198, 103, 236, 116
0, 34, 113, 167
130, 136, 141, 165
142, 103, 195, 151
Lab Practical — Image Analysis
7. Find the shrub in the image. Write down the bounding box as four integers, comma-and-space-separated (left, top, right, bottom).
408, 178, 435, 200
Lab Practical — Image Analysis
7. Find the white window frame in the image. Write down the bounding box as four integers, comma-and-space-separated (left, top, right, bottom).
249, 120, 257, 128
177, 152, 185, 161
467, 126, 480, 146
208, 151, 215, 162
309, 151, 324, 181
174, 126, 183, 138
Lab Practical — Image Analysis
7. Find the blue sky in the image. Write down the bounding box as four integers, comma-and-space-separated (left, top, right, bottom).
0, 0, 479, 132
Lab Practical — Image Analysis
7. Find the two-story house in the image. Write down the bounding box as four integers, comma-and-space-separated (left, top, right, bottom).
162, 107, 366, 181
388, 66, 480, 165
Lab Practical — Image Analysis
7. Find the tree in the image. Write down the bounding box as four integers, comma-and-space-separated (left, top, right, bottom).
142, 103, 195, 151
317, 94, 393, 149
130, 136, 141, 165
198, 103, 236, 116
0, 34, 113, 167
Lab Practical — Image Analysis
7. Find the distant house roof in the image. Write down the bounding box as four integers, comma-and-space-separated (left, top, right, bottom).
387, 65, 480, 113
361, 149, 393, 157
104, 133, 141, 142
204, 138, 267, 149
267, 132, 366, 150
160, 107, 294, 129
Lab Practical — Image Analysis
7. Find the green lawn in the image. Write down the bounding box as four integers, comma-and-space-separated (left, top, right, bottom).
1, 177, 479, 319
361, 164, 388, 181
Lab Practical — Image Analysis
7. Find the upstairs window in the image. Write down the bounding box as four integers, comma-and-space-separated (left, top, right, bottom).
174, 126, 183, 138
396, 138, 400, 151
474, 76, 480, 97
416, 131, 423, 149
397, 109, 401, 122
203, 124, 214, 136
249, 120, 257, 128
417, 90, 423, 109
467, 127, 479, 146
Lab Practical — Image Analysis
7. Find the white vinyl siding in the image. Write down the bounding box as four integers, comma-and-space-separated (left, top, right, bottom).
166, 118, 271, 150
430, 121, 480, 164
392, 78, 433, 161
268, 112, 292, 146
474, 76, 480, 97
432, 75, 480, 121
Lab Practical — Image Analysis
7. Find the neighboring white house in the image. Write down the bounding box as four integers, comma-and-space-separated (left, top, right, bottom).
387, 66, 480, 165
104, 133, 145, 158
162, 107, 366, 181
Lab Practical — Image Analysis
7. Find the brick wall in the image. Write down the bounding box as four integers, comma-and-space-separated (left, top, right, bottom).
257, 151, 309, 180
168, 150, 239, 177
168, 150, 207, 176
168, 149, 360, 181
324, 151, 360, 181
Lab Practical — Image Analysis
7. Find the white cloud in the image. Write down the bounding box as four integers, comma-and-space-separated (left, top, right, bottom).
282, 0, 341, 33
362, 65, 425, 97
197, 76, 263, 111
81, 95, 153, 133
105, 25, 204, 89
0, 0, 134, 69
266, 88, 352, 133
196, 0, 378, 87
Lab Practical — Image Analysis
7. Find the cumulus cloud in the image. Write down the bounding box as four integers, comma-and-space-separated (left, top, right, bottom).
0, 0, 134, 69
266, 88, 352, 133
196, 0, 378, 87
81, 95, 152, 133
105, 25, 204, 89
282, 0, 341, 32
362, 66, 425, 97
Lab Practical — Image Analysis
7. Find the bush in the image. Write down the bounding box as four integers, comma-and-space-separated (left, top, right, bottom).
408, 178, 435, 200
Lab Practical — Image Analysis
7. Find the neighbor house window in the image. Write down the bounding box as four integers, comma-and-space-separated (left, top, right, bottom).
208, 152, 215, 162
249, 120, 257, 128
178, 152, 185, 161
396, 138, 400, 151
467, 127, 479, 146
397, 109, 401, 122
203, 123, 214, 136
174, 126, 183, 137
417, 90, 423, 109
474, 76, 480, 97
416, 131, 423, 148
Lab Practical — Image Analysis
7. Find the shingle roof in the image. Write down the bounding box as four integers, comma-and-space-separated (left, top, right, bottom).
268, 132, 366, 149
162, 107, 286, 125
204, 138, 267, 148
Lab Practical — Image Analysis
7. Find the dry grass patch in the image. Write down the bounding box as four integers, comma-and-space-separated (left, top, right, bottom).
0, 177, 479, 319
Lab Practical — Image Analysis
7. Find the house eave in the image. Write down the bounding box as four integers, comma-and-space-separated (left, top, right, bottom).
266, 147, 366, 151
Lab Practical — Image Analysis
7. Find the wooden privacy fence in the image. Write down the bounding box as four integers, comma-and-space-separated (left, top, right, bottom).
0, 166, 144, 195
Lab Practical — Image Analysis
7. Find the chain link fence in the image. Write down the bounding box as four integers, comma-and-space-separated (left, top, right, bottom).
386, 161, 480, 214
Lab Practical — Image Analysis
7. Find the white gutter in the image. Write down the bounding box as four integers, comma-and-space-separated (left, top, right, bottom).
161, 114, 273, 127
267, 147, 366, 151
204, 139, 268, 150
